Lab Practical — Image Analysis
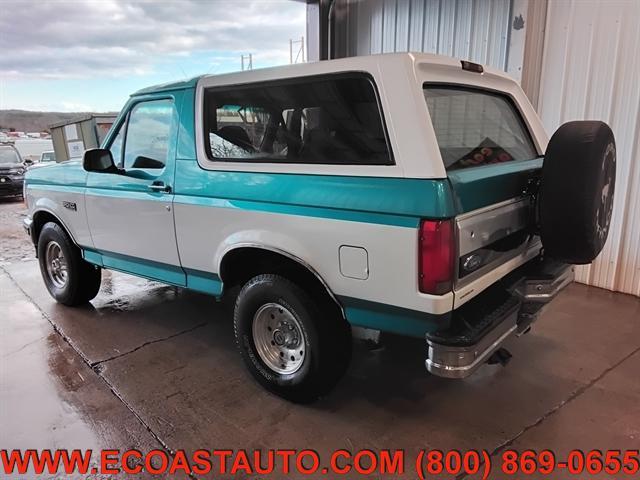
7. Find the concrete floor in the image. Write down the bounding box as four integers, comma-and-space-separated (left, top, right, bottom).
1, 200, 640, 479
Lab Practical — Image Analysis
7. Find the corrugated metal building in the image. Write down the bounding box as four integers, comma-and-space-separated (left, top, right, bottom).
331, 0, 515, 72
536, 0, 640, 296
314, 0, 639, 296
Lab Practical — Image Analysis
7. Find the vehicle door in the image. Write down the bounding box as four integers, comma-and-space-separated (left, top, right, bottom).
85, 95, 185, 286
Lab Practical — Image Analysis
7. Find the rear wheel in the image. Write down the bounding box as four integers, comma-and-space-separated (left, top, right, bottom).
233, 274, 351, 403
37, 222, 101, 306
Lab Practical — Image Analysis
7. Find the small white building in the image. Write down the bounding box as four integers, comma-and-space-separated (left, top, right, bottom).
49, 114, 116, 162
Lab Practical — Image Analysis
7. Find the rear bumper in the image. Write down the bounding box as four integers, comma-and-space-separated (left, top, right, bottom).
426, 305, 519, 379
425, 258, 574, 379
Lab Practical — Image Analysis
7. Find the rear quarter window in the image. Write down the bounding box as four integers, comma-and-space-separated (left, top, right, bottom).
203, 73, 393, 166
424, 85, 538, 171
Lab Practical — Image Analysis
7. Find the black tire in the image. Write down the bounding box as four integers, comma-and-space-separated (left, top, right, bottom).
539, 121, 616, 264
37, 222, 102, 306
233, 274, 351, 403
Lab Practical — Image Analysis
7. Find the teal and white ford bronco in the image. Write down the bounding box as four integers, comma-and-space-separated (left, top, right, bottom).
23, 53, 616, 402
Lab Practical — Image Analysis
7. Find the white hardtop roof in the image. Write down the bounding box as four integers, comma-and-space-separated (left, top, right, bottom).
192, 52, 542, 180
197, 52, 515, 88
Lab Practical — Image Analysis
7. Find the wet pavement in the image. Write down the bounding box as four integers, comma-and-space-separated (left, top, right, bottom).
0, 198, 33, 266
1, 201, 640, 479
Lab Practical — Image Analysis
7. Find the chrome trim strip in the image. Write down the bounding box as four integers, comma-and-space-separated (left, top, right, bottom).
456, 237, 542, 288
456, 196, 527, 221
457, 197, 531, 256
453, 240, 542, 309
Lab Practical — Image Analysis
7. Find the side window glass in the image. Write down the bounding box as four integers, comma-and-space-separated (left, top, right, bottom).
108, 121, 126, 168
123, 99, 175, 169
203, 74, 392, 165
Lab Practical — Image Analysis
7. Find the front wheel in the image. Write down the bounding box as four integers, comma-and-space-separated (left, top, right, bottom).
37, 222, 101, 306
233, 274, 351, 403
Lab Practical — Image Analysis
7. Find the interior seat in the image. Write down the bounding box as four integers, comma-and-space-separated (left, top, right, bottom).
218, 125, 254, 151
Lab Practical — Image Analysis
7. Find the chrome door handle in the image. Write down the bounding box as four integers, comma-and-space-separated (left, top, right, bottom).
149, 181, 171, 193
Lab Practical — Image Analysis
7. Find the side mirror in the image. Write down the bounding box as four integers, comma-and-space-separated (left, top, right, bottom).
23, 159, 34, 166
83, 148, 121, 174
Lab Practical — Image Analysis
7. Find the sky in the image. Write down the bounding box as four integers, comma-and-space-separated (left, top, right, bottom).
0, 0, 307, 112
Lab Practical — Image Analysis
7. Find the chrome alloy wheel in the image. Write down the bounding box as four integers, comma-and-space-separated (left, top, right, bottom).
252, 303, 306, 374
45, 241, 68, 288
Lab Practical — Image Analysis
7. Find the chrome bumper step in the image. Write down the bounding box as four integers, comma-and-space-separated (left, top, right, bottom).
425, 259, 574, 379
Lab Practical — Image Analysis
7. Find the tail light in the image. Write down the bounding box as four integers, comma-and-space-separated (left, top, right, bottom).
419, 219, 455, 295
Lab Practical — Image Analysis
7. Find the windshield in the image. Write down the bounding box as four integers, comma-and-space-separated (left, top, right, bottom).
0, 147, 22, 165
424, 86, 538, 171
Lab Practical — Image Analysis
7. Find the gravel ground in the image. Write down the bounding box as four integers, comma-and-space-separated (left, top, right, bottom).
0, 198, 35, 266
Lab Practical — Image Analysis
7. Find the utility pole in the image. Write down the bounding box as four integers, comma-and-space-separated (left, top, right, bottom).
241, 53, 253, 71
289, 37, 305, 64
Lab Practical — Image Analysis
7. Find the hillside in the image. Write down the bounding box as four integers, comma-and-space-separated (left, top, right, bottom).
0, 109, 117, 133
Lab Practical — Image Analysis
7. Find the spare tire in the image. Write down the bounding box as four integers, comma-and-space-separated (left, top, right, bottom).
539, 121, 616, 264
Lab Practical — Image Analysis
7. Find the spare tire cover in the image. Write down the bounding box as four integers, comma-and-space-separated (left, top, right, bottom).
539, 121, 616, 264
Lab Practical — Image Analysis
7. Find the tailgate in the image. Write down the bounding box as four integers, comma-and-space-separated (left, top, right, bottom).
423, 84, 546, 307
447, 157, 543, 213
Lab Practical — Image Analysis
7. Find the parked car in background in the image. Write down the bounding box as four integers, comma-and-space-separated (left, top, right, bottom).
28, 150, 57, 170
40, 150, 56, 163
0, 144, 26, 199
23, 53, 616, 402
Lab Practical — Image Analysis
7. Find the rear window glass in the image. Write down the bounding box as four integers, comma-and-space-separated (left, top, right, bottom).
203, 74, 392, 165
424, 86, 538, 171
